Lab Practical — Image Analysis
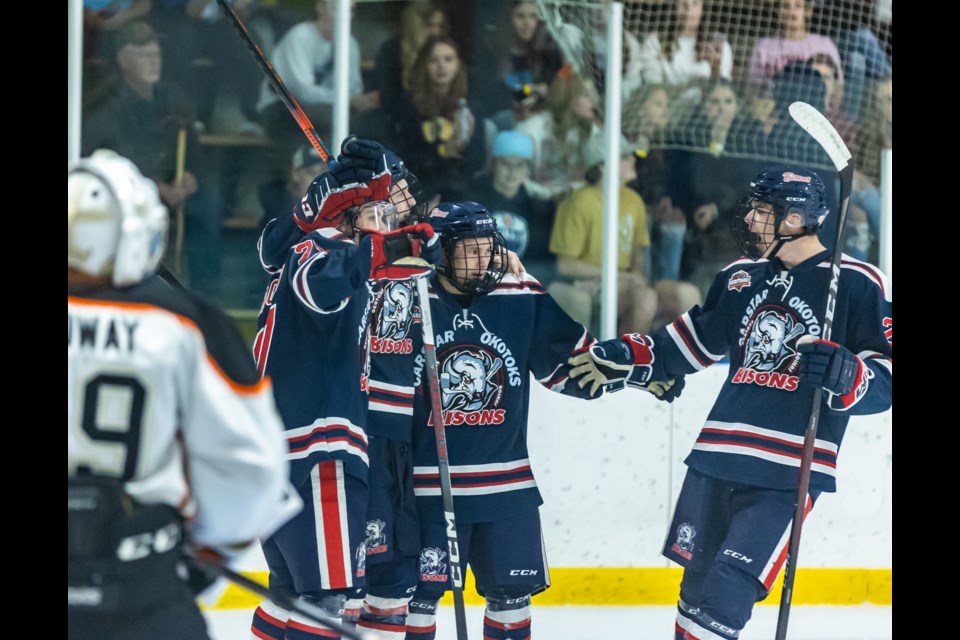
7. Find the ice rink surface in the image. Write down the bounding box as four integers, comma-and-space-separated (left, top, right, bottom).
205, 603, 892, 639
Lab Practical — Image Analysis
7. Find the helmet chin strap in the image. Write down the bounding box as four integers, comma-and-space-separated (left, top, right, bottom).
765, 226, 819, 261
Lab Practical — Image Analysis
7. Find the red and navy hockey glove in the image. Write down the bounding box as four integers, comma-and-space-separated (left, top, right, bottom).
294, 157, 392, 233
798, 338, 869, 408
567, 335, 657, 397
405, 222, 441, 266
361, 223, 440, 282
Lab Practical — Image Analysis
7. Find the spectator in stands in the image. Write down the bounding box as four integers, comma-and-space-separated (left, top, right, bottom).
763, 59, 843, 252
256, 0, 379, 147
82, 20, 224, 298
637, 0, 734, 114
747, 0, 843, 107
516, 68, 604, 200
809, 52, 855, 144
470, 0, 567, 130
391, 35, 487, 202
373, 0, 449, 120
548, 138, 659, 336
182, 0, 273, 134
83, 0, 152, 60
622, 84, 686, 285
469, 131, 558, 283
257, 143, 328, 233
845, 76, 892, 263
668, 80, 766, 293
815, 0, 892, 120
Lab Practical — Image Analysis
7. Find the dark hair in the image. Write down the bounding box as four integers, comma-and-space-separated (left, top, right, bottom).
114, 21, 158, 51
773, 59, 826, 113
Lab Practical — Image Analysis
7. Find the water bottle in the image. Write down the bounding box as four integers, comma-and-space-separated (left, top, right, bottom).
457, 98, 471, 147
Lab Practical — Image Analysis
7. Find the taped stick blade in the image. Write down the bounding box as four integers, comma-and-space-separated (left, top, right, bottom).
788, 102, 852, 172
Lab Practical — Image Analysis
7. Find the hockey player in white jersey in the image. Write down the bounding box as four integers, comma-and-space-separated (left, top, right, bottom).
68, 150, 301, 640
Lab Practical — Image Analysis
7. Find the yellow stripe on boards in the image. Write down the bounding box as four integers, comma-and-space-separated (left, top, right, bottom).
201, 567, 892, 610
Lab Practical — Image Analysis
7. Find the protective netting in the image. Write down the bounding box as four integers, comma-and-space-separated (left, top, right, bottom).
536, 0, 892, 174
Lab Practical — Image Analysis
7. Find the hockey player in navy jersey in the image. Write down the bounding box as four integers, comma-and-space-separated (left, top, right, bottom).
567, 167, 893, 640
68, 151, 301, 640
250, 146, 442, 640
403, 201, 658, 640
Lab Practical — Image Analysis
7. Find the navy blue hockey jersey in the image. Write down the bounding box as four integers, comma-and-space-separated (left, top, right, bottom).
253, 225, 373, 487
411, 272, 598, 523
643, 251, 892, 493
367, 280, 420, 441
258, 215, 422, 444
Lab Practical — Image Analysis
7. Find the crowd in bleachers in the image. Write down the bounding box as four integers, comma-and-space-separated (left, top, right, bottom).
79, 0, 892, 334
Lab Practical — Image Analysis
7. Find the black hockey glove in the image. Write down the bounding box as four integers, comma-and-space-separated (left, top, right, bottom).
339, 135, 386, 169
798, 338, 869, 408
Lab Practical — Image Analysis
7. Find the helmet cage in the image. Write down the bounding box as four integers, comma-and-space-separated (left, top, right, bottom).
438, 230, 509, 295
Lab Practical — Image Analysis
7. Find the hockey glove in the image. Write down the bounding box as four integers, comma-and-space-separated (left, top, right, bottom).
647, 376, 685, 402
339, 135, 385, 169
294, 158, 392, 233
798, 338, 868, 408
405, 222, 442, 266
361, 223, 439, 282
567, 334, 655, 397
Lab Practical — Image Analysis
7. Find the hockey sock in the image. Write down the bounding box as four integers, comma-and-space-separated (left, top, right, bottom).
356, 594, 411, 640
404, 598, 439, 640
342, 597, 363, 627
252, 599, 289, 640
484, 594, 532, 640
675, 598, 699, 640
284, 596, 344, 640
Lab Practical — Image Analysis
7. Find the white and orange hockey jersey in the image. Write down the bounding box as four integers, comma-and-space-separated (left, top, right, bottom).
68, 275, 300, 550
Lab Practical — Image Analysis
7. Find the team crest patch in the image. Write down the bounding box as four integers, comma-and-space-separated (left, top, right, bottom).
364, 519, 388, 556
419, 547, 449, 582
782, 171, 811, 183
671, 523, 696, 560
728, 270, 752, 292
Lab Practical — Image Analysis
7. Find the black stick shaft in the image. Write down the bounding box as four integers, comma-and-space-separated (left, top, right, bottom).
214, 0, 334, 163
775, 163, 854, 639
415, 277, 470, 640
186, 550, 377, 640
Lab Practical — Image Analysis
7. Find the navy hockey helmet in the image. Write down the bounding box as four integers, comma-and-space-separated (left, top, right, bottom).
733, 166, 830, 260
384, 149, 428, 223
427, 201, 508, 295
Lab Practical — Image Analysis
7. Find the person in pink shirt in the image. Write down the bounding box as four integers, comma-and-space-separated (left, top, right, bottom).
747, 0, 843, 95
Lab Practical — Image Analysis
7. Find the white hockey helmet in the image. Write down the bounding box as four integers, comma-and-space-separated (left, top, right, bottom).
68, 150, 168, 286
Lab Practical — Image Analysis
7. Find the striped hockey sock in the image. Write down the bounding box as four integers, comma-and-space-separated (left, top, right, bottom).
356, 594, 410, 640
404, 598, 438, 640
251, 599, 289, 640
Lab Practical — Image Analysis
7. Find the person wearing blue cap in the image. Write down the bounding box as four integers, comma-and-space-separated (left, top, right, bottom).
469, 131, 558, 284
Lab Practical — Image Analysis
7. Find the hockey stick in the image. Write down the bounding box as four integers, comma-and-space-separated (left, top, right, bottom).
214, 0, 335, 165
414, 276, 470, 640
184, 549, 382, 640
774, 102, 854, 640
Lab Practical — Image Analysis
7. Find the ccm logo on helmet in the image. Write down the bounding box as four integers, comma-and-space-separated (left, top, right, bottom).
782, 171, 811, 183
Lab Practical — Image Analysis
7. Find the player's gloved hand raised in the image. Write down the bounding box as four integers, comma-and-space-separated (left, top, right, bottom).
295, 158, 378, 233
339, 134, 386, 170
798, 338, 867, 403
